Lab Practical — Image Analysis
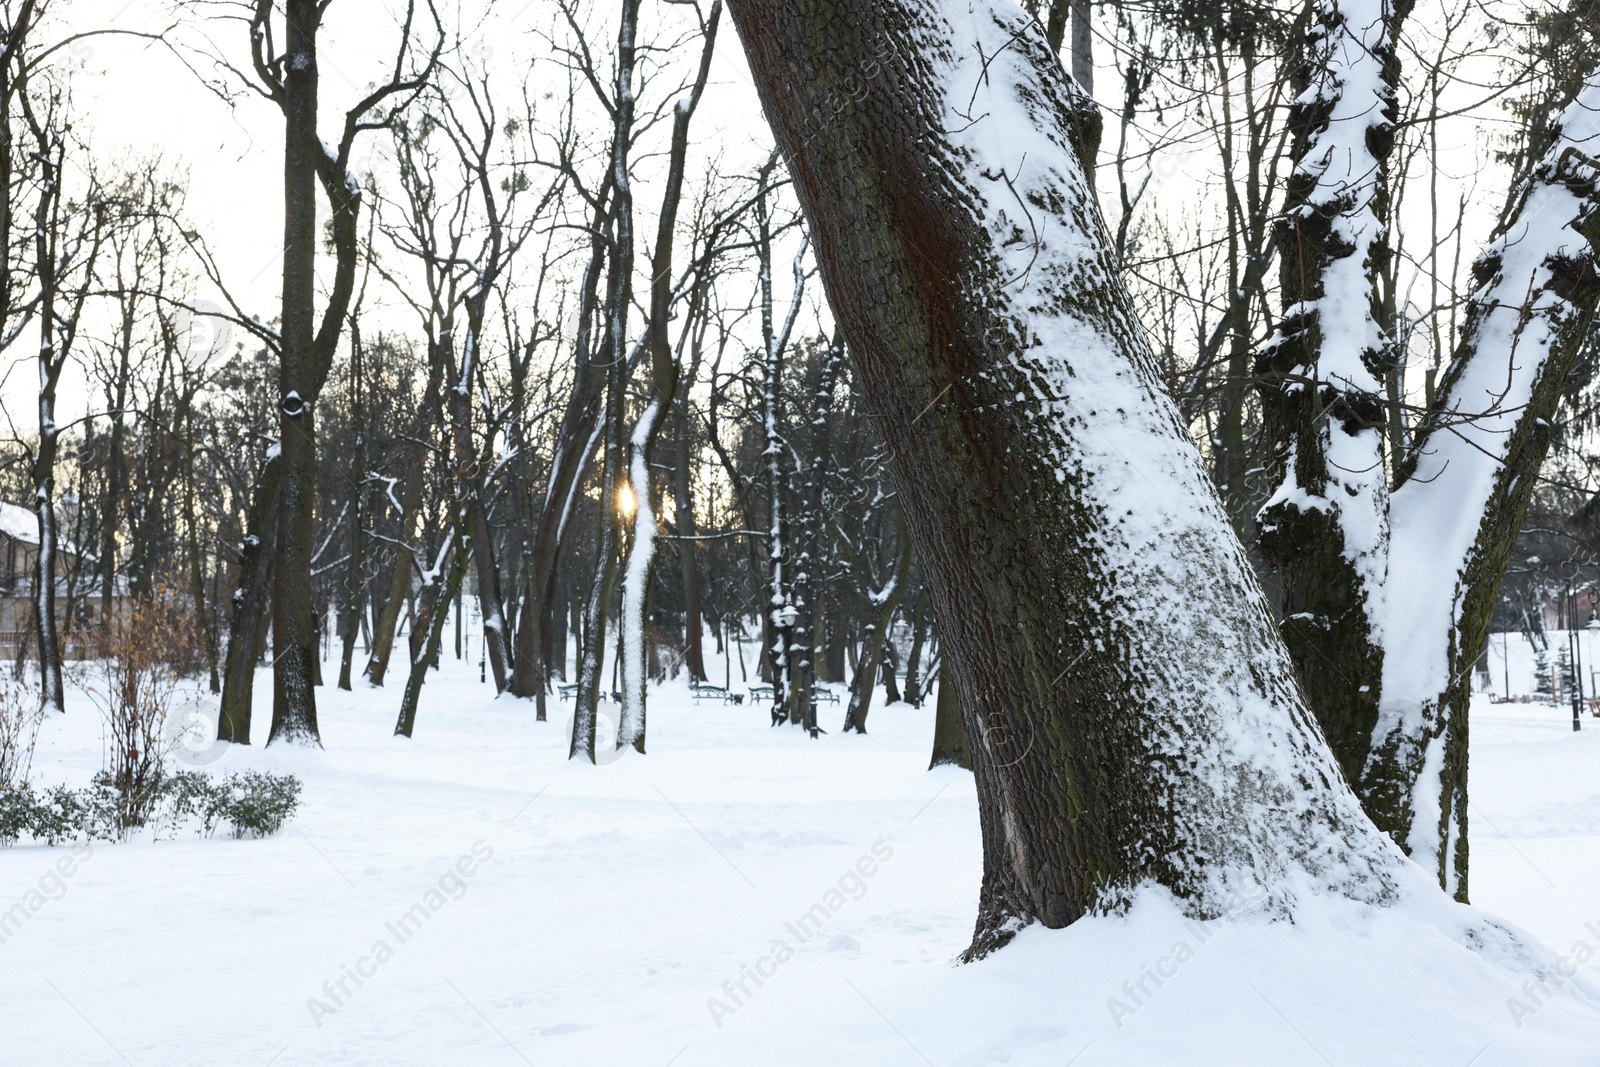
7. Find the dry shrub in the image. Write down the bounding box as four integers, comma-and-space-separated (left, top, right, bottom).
90, 593, 199, 830
0, 673, 43, 790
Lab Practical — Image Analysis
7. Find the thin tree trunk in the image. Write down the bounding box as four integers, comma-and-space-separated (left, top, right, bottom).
928, 660, 970, 770
842, 513, 911, 735
219, 451, 280, 743
1068, 0, 1092, 96
365, 457, 422, 687
395, 537, 467, 738
572, 401, 623, 762
616, 3, 720, 753
902, 586, 930, 707
674, 401, 706, 682
183, 414, 220, 693
791, 330, 844, 734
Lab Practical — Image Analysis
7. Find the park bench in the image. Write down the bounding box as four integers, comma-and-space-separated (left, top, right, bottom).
557, 683, 579, 701
748, 684, 774, 703
690, 683, 728, 703
814, 687, 840, 705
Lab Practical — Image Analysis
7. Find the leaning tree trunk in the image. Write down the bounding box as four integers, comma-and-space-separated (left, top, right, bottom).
1364, 71, 1600, 897
571, 406, 624, 763
219, 450, 281, 743
725, 0, 1411, 958
366, 373, 443, 688
394, 535, 467, 738
508, 189, 613, 719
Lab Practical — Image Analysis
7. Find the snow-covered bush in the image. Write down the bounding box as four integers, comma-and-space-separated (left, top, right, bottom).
0, 771, 301, 846
212, 771, 302, 839
159, 770, 301, 838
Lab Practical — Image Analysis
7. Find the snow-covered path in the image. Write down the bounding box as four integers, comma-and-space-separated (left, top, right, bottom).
3, 663, 1599, 1065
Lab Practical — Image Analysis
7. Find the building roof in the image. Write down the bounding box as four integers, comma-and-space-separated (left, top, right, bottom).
0, 502, 37, 545
0, 502, 90, 562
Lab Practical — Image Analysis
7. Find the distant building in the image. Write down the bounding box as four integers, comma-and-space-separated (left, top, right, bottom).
0, 500, 122, 659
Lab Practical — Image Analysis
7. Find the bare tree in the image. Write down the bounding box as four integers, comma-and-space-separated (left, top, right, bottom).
218, 0, 439, 744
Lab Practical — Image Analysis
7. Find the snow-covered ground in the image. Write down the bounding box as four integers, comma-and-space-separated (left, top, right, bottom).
4, 656, 1600, 1065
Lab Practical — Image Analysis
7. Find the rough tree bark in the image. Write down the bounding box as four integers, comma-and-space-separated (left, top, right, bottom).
928, 660, 970, 770
1364, 71, 1600, 896
1257, 0, 1412, 800
251, 0, 435, 745
1261, 3, 1600, 899
724, 0, 1411, 958
268, 0, 328, 745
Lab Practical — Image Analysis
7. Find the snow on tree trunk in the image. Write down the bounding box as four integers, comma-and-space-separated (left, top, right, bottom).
394, 534, 467, 738
791, 332, 844, 735
573, 0, 640, 763
1370, 70, 1600, 897
1257, 0, 1410, 797
618, 401, 661, 753
617, 5, 720, 753
509, 194, 612, 718
725, 0, 1414, 957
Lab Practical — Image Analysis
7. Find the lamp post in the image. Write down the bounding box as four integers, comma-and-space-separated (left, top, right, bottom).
1586, 612, 1600, 726
1567, 581, 1582, 731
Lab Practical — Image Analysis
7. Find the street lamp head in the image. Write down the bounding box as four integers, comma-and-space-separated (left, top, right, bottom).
778, 603, 800, 629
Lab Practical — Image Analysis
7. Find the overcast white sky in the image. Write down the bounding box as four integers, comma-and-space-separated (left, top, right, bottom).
0, 0, 1522, 436
2, 0, 781, 425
